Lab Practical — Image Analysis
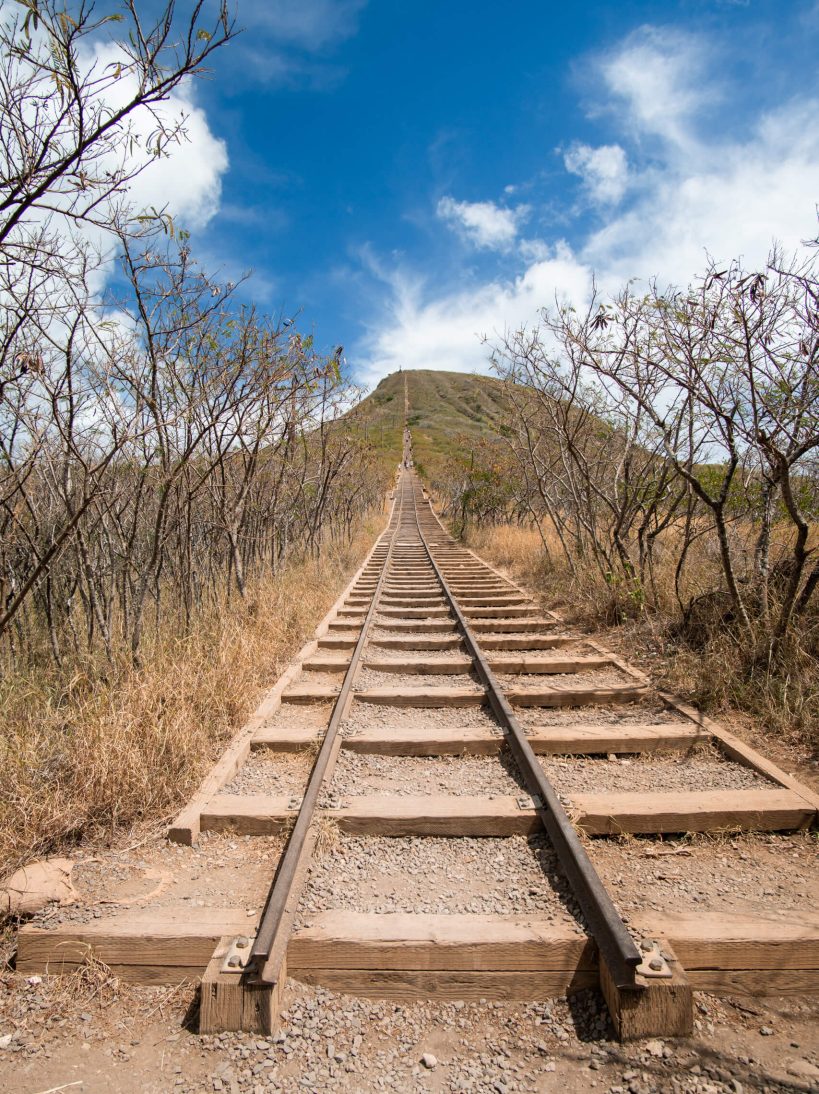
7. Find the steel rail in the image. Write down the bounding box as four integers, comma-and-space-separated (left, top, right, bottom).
409, 478, 643, 991
248, 478, 407, 981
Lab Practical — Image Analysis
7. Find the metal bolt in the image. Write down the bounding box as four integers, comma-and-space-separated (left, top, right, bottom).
649, 958, 664, 971
227, 955, 241, 968
640, 939, 654, 953
235, 937, 249, 949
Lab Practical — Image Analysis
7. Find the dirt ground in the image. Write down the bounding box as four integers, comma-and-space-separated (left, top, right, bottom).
2, 968, 818, 1094
1, 818, 817, 1094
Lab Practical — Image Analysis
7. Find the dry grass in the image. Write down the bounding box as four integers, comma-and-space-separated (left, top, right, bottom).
313, 815, 341, 856
466, 522, 819, 757
0, 515, 383, 881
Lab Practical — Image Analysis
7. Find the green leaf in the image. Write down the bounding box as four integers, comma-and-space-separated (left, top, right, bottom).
196, 28, 212, 41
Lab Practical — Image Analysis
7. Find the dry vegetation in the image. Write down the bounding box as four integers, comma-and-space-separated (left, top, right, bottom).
465, 519, 819, 755
0, 2, 395, 884
0, 515, 381, 878
437, 248, 819, 759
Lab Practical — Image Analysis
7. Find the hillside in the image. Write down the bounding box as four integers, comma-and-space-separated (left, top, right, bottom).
352, 369, 511, 473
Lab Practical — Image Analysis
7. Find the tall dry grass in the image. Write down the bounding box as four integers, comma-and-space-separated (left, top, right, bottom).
466, 523, 819, 756
0, 515, 383, 879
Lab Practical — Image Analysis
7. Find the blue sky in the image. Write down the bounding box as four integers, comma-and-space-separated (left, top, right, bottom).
111, 0, 819, 388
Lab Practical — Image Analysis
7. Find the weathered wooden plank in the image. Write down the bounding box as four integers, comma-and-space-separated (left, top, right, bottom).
490, 655, 613, 673
291, 968, 596, 1000
571, 788, 814, 835
282, 685, 341, 703
19, 908, 819, 996
250, 726, 319, 751
16, 908, 252, 976
470, 619, 558, 633
200, 936, 284, 1034
200, 788, 809, 839
362, 657, 472, 674
479, 635, 577, 650
353, 686, 485, 707
287, 912, 590, 971
376, 620, 457, 633
200, 794, 296, 835
369, 636, 464, 650
323, 795, 537, 836
465, 606, 540, 618
359, 655, 612, 676
685, 970, 819, 995
380, 596, 444, 607
342, 725, 504, 755
506, 684, 648, 707
455, 596, 531, 606
601, 941, 692, 1040
639, 910, 819, 971
378, 606, 451, 617
529, 722, 708, 753
341, 722, 707, 756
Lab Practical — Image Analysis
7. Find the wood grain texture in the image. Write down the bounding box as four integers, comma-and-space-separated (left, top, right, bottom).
287, 912, 591, 971
290, 969, 597, 1000
601, 942, 693, 1040
571, 788, 814, 835
340, 722, 707, 756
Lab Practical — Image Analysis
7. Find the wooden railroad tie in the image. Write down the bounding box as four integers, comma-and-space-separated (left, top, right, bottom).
251, 721, 710, 756
194, 788, 815, 838
18, 908, 819, 1037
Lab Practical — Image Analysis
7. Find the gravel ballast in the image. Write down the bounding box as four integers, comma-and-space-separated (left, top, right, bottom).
590, 830, 818, 919
222, 752, 313, 797
517, 701, 677, 726
342, 703, 501, 732
327, 752, 526, 799
261, 703, 333, 731
542, 751, 772, 794
298, 834, 585, 923
497, 669, 634, 690
354, 668, 481, 690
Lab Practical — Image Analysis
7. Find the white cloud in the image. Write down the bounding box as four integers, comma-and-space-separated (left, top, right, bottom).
124, 93, 227, 232
242, 0, 367, 48
563, 143, 629, 204
582, 99, 819, 288
235, 0, 367, 85
598, 26, 712, 149
437, 196, 529, 250
80, 44, 228, 233
242, 0, 365, 47
357, 242, 590, 385
355, 27, 819, 387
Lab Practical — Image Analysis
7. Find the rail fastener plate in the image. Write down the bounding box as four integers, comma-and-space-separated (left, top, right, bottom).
635, 939, 673, 979
516, 795, 543, 810
220, 935, 255, 975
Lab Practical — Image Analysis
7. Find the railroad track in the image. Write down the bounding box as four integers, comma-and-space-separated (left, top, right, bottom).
18, 436, 819, 1042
